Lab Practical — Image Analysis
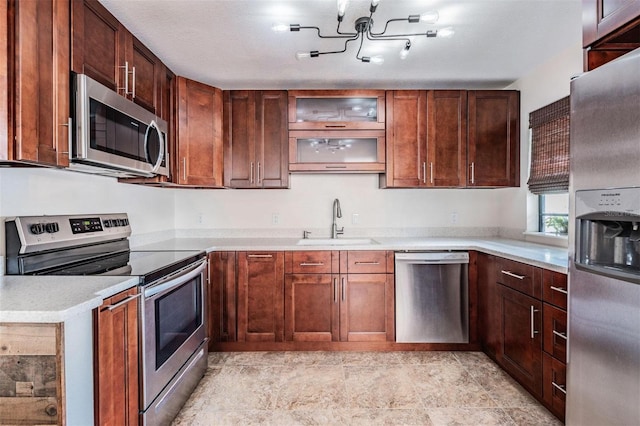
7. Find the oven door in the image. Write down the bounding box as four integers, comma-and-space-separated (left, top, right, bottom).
140, 258, 207, 409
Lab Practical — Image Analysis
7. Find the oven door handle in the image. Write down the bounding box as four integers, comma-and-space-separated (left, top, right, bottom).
144, 259, 206, 298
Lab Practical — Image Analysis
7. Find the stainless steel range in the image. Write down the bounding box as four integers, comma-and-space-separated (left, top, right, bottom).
4, 213, 208, 425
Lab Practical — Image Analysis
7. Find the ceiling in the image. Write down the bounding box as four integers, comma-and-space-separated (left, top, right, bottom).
99, 0, 583, 90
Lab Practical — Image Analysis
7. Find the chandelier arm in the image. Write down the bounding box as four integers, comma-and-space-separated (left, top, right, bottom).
365, 32, 411, 45
369, 18, 409, 36
336, 20, 357, 36
369, 31, 432, 38
355, 34, 366, 60
317, 35, 360, 56
299, 25, 356, 39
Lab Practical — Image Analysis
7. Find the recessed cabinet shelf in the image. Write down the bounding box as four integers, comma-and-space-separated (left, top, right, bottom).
289, 130, 386, 172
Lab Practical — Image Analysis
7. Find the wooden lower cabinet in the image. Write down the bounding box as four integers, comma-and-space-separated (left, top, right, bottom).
340, 273, 394, 342
94, 287, 139, 426
543, 352, 567, 421
498, 283, 543, 398
0, 323, 62, 425
476, 252, 500, 359
208, 252, 237, 344
285, 273, 339, 342
236, 252, 285, 342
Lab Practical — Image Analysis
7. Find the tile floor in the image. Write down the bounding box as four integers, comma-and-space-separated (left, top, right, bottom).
172, 351, 562, 426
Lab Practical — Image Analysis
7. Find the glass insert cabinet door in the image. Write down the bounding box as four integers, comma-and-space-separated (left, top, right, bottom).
288, 90, 386, 130
289, 130, 385, 172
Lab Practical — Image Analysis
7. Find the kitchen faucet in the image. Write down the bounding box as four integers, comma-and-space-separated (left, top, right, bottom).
332, 198, 344, 239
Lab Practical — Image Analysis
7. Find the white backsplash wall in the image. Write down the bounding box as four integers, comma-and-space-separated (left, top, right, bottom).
174, 174, 504, 237
0, 168, 176, 255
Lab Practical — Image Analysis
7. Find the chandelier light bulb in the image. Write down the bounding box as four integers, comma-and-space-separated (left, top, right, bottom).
399, 42, 411, 60
337, 0, 349, 17
371, 0, 380, 6
295, 51, 311, 60
419, 11, 440, 24
369, 55, 384, 65
438, 26, 455, 38
271, 23, 289, 33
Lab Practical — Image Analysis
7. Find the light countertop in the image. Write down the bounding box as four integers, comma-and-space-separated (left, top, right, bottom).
1, 237, 567, 324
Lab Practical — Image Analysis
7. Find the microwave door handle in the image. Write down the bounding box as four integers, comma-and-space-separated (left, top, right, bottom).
144, 120, 165, 174
144, 259, 206, 298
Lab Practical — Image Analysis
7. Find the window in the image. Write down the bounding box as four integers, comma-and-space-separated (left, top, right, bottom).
539, 193, 568, 235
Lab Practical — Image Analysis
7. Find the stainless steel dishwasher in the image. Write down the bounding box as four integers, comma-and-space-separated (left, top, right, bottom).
395, 252, 469, 343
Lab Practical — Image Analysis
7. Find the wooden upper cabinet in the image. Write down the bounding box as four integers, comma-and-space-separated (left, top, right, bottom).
176, 77, 224, 187
288, 90, 385, 130
11, 0, 70, 167
224, 90, 288, 188
72, 0, 165, 115
383, 90, 467, 188
583, 0, 640, 46
467, 90, 520, 187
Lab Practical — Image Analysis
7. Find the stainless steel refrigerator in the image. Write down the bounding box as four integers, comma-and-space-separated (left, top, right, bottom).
567, 48, 640, 425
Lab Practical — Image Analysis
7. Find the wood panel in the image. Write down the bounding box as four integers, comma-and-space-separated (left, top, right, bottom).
583, 0, 640, 46
285, 273, 339, 341
542, 270, 568, 309
543, 303, 567, 362
236, 252, 285, 342
223, 90, 256, 188
0, 323, 62, 425
257, 90, 289, 188
467, 90, 519, 187
340, 273, 394, 342
542, 352, 566, 422
176, 77, 223, 187
476, 252, 500, 360
344, 250, 388, 274
13, 0, 70, 167
208, 251, 237, 344
127, 35, 163, 114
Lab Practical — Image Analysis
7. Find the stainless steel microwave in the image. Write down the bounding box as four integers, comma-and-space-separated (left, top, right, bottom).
70, 73, 169, 178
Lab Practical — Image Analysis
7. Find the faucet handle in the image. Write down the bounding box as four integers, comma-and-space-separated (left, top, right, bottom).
336, 227, 344, 236
303, 230, 312, 239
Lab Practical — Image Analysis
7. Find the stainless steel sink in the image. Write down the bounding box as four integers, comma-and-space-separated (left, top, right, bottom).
296, 238, 378, 246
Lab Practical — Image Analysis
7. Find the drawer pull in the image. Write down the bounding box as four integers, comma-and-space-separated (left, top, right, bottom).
354, 261, 380, 265
501, 270, 526, 280
299, 262, 324, 266
247, 254, 273, 259
550, 285, 568, 295
530, 305, 539, 339
552, 330, 568, 340
552, 381, 567, 395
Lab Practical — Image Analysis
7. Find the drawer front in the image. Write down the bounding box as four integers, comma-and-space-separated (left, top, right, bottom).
543, 303, 567, 362
497, 258, 541, 298
543, 352, 566, 422
542, 270, 568, 309
345, 251, 388, 274
290, 251, 334, 274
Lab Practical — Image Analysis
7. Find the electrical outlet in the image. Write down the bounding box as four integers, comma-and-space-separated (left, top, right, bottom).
197, 213, 204, 224
352, 213, 360, 225
272, 213, 280, 225
450, 212, 458, 225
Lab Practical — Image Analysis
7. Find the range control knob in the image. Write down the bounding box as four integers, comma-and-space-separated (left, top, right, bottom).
30, 223, 46, 235
45, 222, 59, 233
103, 219, 113, 228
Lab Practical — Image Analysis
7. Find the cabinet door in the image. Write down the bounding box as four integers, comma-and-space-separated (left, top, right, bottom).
176, 77, 223, 187
95, 288, 139, 426
467, 91, 519, 187
71, 0, 126, 92
583, 0, 640, 46
237, 252, 285, 342
285, 273, 339, 341
257, 91, 289, 188
476, 252, 501, 360
208, 252, 237, 343
383, 90, 427, 188
542, 352, 566, 422
543, 303, 567, 362
498, 284, 543, 397
126, 35, 163, 115
224, 91, 257, 188
427, 90, 467, 187
340, 274, 394, 342
13, 0, 70, 167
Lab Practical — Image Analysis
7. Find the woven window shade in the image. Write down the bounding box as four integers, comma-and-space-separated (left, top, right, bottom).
527, 96, 570, 194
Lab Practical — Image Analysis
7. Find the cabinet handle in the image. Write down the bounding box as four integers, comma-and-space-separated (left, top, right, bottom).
501, 270, 526, 280
422, 162, 426, 184
103, 293, 140, 311
250, 162, 254, 184
552, 330, 568, 340
530, 305, 539, 339
470, 162, 475, 184
324, 124, 346, 128
333, 277, 338, 303
131, 66, 136, 98
257, 162, 261, 184
550, 285, 568, 295
430, 162, 434, 184
341, 277, 346, 301
354, 261, 380, 265
299, 262, 324, 266
182, 158, 187, 181
325, 165, 348, 169
552, 381, 567, 395
118, 61, 129, 94
247, 254, 273, 259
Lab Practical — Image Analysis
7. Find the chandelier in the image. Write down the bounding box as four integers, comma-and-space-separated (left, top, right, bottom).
273, 0, 454, 64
